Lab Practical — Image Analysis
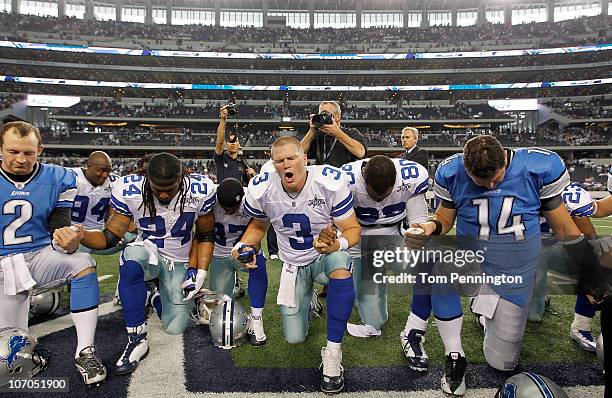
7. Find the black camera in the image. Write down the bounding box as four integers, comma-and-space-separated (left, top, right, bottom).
225, 103, 237, 116
311, 112, 333, 127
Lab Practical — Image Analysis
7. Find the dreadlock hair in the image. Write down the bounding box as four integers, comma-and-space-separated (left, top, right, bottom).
140, 152, 191, 218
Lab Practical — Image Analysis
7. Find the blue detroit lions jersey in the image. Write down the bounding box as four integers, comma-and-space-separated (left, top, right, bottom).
434, 148, 569, 241
434, 148, 569, 306
0, 163, 77, 256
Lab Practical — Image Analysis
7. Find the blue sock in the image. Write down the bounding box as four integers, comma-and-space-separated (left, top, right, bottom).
411, 293, 432, 321
575, 294, 596, 318
326, 277, 355, 343
432, 293, 462, 320
248, 253, 268, 309
119, 259, 147, 328
70, 272, 99, 311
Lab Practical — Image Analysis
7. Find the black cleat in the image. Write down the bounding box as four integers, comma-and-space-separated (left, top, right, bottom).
441, 352, 467, 396
400, 329, 429, 371
75, 346, 107, 386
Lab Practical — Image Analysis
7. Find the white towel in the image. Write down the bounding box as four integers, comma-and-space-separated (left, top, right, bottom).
277, 263, 298, 308
127, 240, 159, 266
1, 254, 36, 295
471, 285, 500, 320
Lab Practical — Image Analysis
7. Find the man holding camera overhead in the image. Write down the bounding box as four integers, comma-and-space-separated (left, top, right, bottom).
300, 101, 367, 167
214, 103, 256, 185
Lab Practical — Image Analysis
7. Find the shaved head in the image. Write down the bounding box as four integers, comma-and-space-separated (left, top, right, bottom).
87, 151, 111, 167
84, 151, 112, 187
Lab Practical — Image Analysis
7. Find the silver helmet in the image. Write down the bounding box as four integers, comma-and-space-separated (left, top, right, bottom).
29, 288, 61, 318
209, 298, 249, 349
0, 328, 48, 385
190, 289, 229, 325
597, 333, 604, 370
495, 372, 568, 398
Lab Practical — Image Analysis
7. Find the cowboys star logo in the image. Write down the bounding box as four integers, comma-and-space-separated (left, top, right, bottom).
396, 182, 412, 193
307, 194, 326, 208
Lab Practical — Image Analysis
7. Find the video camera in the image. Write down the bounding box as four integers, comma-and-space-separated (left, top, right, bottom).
225, 103, 237, 116
311, 112, 333, 127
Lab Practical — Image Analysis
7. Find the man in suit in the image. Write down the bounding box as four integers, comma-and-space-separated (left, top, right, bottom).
400, 127, 428, 169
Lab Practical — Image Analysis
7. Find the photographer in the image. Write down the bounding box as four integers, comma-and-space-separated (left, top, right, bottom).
300, 101, 367, 167
214, 104, 255, 185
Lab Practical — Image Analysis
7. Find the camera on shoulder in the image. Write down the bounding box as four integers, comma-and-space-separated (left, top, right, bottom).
311, 112, 333, 127
225, 103, 237, 116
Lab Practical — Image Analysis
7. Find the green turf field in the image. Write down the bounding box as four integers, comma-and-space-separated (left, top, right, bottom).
90, 217, 612, 368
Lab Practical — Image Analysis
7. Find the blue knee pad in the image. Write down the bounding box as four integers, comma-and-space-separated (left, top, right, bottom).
70, 272, 99, 312
575, 295, 596, 318
432, 294, 462, 320
119, 258, 147, 327
248, 253, 268, 309
327, 277, 355, 343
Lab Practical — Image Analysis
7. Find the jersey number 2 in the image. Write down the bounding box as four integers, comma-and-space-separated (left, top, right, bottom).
3, 200, 33, 245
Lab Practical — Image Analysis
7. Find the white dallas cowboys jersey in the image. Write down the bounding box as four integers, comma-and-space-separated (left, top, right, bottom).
111, 173, 216, 262
342, 158, 429, 229
69, 167, 118, 229
540, 182, 595, 234
244, 165, 354, 266
213, 194, 252, 257
260, 159, 275, 174
561, 182, 595, 217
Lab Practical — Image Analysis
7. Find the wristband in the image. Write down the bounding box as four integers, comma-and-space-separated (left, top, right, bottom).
338, 237, 349, 251
430, 219, 443, 236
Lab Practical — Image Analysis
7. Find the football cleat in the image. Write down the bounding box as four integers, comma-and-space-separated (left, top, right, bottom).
400, 329, 429, 372
310, 289, 323, 319
570, 329, 597, 352
75, 346, 107, 386
441, 352, 467, 396
320, 347, 344, 394
115, 331, 149, 375
247, 315, 267, 346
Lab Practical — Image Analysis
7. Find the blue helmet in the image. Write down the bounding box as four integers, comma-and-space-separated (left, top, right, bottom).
496, 372, 568, 398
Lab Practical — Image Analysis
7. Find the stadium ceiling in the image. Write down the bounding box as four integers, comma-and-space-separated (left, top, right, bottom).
121, 0, 550, 10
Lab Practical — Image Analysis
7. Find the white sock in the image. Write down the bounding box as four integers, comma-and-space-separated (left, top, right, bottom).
71, 307, 98, 358
251, 307, 263, 318
436, 316, 464, 356
326, 340, 341, 351
571, 313, 593, 331
404, 312, 428, 333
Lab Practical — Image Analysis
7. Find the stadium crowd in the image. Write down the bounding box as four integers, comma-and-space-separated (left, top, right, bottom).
53, 100, 508, 120
1, 12, 609, 51
547, 96, 612, 119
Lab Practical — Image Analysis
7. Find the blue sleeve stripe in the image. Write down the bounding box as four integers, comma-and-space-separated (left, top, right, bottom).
331, 196, 354, 217
60, 186, 77, 194
243, 200, 266, 218
571, 203, 595, 217
414, 180, 429, 195
200, 196, 216, 212
332, 193, 353, 211
110, 196, 131, 215
56, 201, 73, 208
200, 203, 214, 214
